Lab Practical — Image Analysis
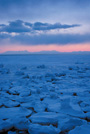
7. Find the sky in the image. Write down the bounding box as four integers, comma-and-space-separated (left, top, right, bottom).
0, 0, 90, 53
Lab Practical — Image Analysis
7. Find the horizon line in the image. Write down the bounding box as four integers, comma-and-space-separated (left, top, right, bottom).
0, 50, 90, 55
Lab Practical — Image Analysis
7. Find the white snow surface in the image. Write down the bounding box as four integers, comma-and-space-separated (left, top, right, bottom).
0, 54, 90, 134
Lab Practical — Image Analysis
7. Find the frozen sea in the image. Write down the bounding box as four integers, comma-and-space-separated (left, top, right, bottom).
0, 54, 90, 134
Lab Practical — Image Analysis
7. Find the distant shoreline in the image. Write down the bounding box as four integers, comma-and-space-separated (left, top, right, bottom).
0, 53, 90, 56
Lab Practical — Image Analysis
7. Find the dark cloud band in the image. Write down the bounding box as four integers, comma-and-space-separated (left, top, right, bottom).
0, 32, 90, 45
11, 33, 90, 45
0, 20, 80, 33
0, 20, 89, 46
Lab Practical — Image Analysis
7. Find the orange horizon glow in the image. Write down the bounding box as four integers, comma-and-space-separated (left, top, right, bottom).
0, 43, 90, 53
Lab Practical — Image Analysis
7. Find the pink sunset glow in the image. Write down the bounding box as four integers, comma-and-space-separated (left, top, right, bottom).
0, 43, 90, 53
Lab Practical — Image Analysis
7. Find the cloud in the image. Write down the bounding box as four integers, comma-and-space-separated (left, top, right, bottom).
0, 33, 10, 39
0, 20, 89, 46
0, 20, 31, 33
0, 32, 89, 46
32, 22, 80, 31
11, 33, 90, 45
0, 20, 80, 33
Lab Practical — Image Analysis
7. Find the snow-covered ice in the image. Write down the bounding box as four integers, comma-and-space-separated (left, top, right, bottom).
0, 54, 90, 134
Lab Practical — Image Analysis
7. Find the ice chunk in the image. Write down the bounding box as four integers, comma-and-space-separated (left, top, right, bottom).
28, 124, 60, 134
69, 124, 90, 134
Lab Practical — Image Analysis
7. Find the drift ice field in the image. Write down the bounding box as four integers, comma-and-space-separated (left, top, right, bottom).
0, 54, 90, 134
